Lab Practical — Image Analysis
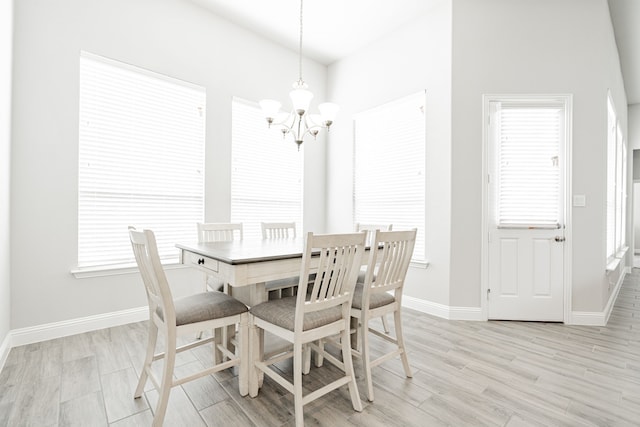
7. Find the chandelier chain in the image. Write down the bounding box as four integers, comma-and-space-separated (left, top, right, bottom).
298, 0, 303, 83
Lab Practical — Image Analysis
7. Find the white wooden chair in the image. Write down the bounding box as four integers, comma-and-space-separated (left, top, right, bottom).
261, 222, 299, 299
198, 222, 243, 244
196, 222, 243, 341
248, 232, 366, 427
355, 223, 393, 246
129, 228, 249, 427
355, 223, 393, 333
350, 228, 416, 401
261, 221, 296, 239
197, 222, 243, 293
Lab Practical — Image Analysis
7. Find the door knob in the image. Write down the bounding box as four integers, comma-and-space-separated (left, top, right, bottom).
554, 236, 565, 242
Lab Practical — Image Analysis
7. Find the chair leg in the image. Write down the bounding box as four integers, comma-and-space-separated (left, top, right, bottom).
302, 344, 311, 374
341, 324, 363, 412
394, 309, 412, 378
223, 324, 236, 361
381, 314, 391, 334
238, 314, 249, 397
134, 320, 158, 398
313, 339, 325, 368
360, 315, 375, 402
213, 327, 223, 365
248, 320, 260, 398
293, 341, 305, 427
152, 332, 176, 427
196, 273, 209, 340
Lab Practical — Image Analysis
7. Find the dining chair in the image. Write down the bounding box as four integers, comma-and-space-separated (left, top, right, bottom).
350, 228, 416, 401
198, 222, 244, 243
261, 221, 296, 239
248, 232, 366, 427
261, 221, 298, 300
129, 228, 249, 427
197, 222, 243, 292
355, 222, 393, 246
355, 223, 393, 333
196, 222, 244, 340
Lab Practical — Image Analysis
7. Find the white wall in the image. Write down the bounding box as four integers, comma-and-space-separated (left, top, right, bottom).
10, 0, 328, 329
1, 0, 13, 349
629, 104, 640, 150
451, 0, 627, 312
326, 0, 453, 306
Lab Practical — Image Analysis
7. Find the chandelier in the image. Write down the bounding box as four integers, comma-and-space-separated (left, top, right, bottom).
259, 0, 339, 149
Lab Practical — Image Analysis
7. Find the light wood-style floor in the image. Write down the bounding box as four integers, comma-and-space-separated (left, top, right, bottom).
1, 270, 640, 427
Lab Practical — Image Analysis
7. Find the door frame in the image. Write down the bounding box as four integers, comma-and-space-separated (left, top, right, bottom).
480, 94, 573, 323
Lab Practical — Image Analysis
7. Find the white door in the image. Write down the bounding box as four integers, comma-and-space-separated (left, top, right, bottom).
486, 97, 568, 321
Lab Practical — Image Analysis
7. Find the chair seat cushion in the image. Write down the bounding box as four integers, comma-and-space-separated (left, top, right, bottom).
351, 283, 395, 310
265, 277, 299, 291
250, 297, 342, 331
158, 291, 248, 326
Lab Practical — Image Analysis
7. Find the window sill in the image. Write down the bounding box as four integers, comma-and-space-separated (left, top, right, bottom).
71, 261, 186, 279
410, 260, 430, 269
615, 246, 629, 259
605, 246, 629, 273
606, 258, 620, 273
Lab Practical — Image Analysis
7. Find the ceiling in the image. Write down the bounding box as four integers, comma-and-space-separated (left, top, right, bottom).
191, 0, 640, 105
189, 0, 443, 65
608, 0, 640, 105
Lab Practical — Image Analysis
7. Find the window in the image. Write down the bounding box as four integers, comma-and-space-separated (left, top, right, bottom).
231, 97, 303, 240
492, 100, 565, 228
77, 52, 205, 269
353, 91, 426, 262
606, 93, 627, 261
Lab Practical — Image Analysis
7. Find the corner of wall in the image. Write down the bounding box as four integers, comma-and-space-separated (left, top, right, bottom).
1, 0, 14, 357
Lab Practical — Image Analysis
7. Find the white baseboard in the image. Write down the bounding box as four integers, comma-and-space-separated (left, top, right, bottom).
0, 331, 10, 373
10, 306, 148, 347
403, 296, 484, 321
570, 266, 626, 326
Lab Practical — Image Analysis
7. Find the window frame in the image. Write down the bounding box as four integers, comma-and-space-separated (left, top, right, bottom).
606, 92, 628, 265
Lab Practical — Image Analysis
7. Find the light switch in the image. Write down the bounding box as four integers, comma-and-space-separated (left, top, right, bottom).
573, 194, 586, 207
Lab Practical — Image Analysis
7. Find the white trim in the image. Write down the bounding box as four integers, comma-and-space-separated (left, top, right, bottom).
71, 262, 187, 279
10, 306, 148, 347
481, 93, 573, 323
569, 311, 608, 326
0, 331, 10, 373
402, 296, 484, 321
569, 265, 626, 325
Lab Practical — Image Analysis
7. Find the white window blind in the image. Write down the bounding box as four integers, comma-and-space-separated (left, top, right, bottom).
78, 52, 205, 268
231, 97, 303, 240
606, 93, 627, 260
353, 91, 426, 262
620, 128, 627, 251
606, 96, 617, 258
494, 102, 564, 228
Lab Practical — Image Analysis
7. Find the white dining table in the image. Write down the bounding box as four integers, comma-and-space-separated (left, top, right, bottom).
176, 238, 309, 306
